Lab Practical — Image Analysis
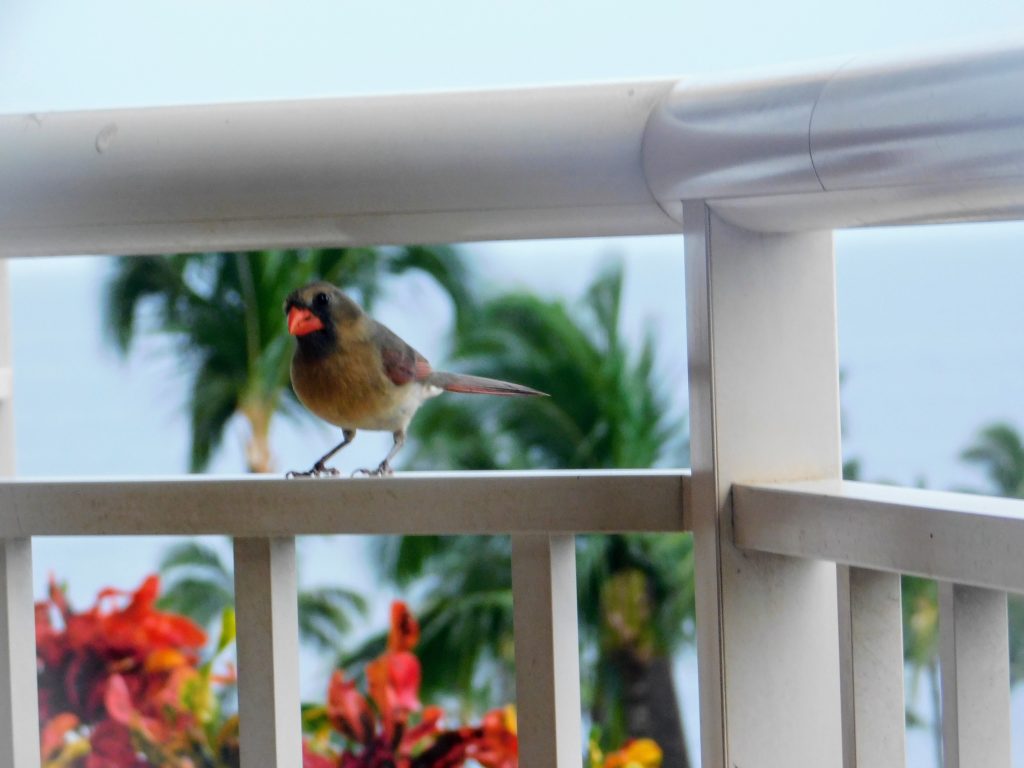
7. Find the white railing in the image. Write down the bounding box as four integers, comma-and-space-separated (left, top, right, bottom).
3, 39, 1024, 768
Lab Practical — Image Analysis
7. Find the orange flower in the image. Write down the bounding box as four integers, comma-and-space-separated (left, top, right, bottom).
39, 712, 79, 761
603, 738, 662, 768
387, 601, 419, 652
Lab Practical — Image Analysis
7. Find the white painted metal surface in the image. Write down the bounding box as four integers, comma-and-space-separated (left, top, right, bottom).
0, 264, 12, 461
684, 205, 843, 768
511, 534, 582, 767
0, 262, 40, 768
0, 82, 676, 257
0, 470, 686, 536
644, 43, 1024, 230
234, 537, 303, 768
837, 567, 905, 768
0, 540, 39, 768
4, 42, 1024, 255
938, 583, 1011, 767
733, 479, 1024, 593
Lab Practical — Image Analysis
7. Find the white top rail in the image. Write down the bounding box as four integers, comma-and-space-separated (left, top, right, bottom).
644, 41, 1024, 230
3, 41, 1024, 256
734, 479, 1024, 593
0, 470, 687, 537
0, 82, 678, 257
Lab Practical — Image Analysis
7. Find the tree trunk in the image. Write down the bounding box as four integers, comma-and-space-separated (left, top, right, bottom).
615, 651, 690, 768
244, 409, 274, 474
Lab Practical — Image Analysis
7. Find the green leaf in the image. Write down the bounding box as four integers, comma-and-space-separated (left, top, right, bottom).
217, 606, 237, 655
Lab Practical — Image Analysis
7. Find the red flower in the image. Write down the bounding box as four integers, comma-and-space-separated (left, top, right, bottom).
387, 602, 419, 653
39, 712, 79, 761
466, 707, 519, 768
367, 650, 421, 722
327, 669, 374, 743
104, 672, 168, 742
36, 574, 206, 725
86, 719, 147, 768
366, 601, 423, 743
303, 601, 518, 768
303, 741, 340, 768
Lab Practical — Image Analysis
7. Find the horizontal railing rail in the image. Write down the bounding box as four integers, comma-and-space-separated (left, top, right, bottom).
3, 43, 1024, 256
733, 479, 1024, 593
0, 470, 688, 537
0, 470, 688, 768
734, 478, 1021, 765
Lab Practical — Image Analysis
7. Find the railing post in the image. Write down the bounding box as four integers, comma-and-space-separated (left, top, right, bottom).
837, 566, 906, 767
0, 262, 10, 460
0, 260, 40, 768
511, 533, 582, 767
684, 204, 843, 768
938, 582, 1010, 767
233, 536, 302, 768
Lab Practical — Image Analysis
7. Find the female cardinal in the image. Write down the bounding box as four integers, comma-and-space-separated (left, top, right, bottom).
284, 282, 546, 477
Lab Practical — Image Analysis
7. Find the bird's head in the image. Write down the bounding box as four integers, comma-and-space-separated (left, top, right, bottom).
284, 282, 364, 351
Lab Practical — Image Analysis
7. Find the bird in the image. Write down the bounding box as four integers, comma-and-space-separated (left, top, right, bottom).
284, 281, 546, 477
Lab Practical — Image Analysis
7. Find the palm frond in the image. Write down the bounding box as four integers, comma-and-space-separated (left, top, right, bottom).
104, 256, 192, 353
159, 540, 233, 578
156, 577, 235, 630
297, 586, 368, 653
156, 541, 235, 628
960, 421, 1024, 497
189, 362, 241, 472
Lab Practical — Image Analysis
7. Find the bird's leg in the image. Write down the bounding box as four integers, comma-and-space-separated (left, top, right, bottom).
287, 429, 356, 478
353, 430, 405, 478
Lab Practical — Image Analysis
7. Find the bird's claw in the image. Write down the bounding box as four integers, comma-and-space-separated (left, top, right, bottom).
351, 462, 393, 478
286, 463, 341, 479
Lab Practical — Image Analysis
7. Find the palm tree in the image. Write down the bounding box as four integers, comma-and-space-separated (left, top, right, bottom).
355, 263, 694, 766
103, 245, 471, 651
155, 539, 367, 655
961, 422, 1024, 499
104, 246, 470, 472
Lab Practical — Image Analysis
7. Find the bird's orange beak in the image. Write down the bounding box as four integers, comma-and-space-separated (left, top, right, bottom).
287, 306, 325, 336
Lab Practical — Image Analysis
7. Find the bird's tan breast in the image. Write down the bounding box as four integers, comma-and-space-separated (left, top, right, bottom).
291, 339, 427, 432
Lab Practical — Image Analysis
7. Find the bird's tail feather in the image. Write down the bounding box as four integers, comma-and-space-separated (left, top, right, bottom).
429, 372, 547, 397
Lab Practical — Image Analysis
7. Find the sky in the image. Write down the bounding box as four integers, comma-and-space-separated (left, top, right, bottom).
4, 0, 1024, 765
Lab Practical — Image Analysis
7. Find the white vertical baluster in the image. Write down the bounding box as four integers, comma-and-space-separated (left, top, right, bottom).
512, 533, 582, 767
0, 260, 40, 768
685, 204, 843, 768
233, 536, 302, 768
0, 266, 11, 516
938, 582, 1010, 768
0, 539, 39, 768
0, 261, 11, 462
837, 566, 906, 768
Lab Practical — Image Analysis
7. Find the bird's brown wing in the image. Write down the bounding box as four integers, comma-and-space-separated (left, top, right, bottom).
371, 321, 432, 386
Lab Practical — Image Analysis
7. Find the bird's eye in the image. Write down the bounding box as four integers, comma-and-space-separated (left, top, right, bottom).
313, 292, 329, 308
